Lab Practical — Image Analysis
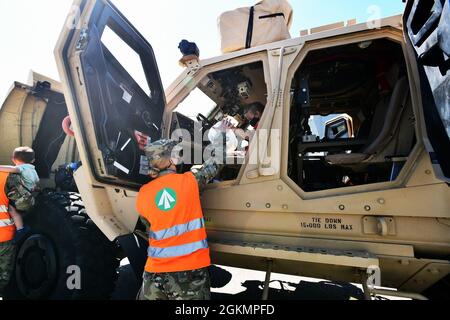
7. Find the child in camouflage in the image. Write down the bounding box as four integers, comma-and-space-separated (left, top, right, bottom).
0, 147, 40, 241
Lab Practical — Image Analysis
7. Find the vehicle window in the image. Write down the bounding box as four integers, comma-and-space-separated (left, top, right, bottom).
171, 61, 268, 182
176, 88, 217, 121
101, 26, 152, 97
309, 114, 350, 140
288, 39, 416, 192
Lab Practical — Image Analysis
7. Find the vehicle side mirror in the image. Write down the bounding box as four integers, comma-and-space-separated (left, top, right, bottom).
324, 115, 354, 140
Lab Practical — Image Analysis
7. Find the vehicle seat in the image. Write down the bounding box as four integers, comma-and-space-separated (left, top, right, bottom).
326, 77, 409, 165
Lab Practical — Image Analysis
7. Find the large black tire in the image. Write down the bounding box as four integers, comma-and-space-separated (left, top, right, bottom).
423, 274, 450, 300
6, 192, 120, 300
110, 264, 141, 300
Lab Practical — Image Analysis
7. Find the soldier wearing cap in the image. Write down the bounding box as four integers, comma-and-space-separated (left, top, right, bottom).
136, 122, 231, 301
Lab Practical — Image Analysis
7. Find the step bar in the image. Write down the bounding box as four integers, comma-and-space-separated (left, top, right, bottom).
210, 240, 379, 269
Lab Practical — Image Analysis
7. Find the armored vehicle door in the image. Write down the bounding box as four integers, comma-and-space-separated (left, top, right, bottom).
404, 0, 450, 182
55, 0, 165, 188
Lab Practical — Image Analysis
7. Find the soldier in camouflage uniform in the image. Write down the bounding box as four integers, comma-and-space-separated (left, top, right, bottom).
137, 122, 230, 301
0, 174, 23, 297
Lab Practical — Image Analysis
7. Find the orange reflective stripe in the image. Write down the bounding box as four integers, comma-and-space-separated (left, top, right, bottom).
137, 172, 211, 273
0, 172, 15, 243
0, 211, 12, 219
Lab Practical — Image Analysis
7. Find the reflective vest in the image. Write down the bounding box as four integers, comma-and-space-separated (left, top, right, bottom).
136, 172, 211, 273
0, 172, 15, 243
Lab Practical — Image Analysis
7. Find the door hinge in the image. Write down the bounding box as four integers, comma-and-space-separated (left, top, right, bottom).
271, 47, 297, 56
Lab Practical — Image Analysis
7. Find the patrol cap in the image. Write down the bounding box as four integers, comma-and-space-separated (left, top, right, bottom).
144, 139, 178, 162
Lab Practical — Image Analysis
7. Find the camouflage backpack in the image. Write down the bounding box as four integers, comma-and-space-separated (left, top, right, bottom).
7, 174, 38, 212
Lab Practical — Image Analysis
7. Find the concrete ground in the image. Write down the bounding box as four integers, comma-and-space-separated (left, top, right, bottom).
112, 260, 410, 300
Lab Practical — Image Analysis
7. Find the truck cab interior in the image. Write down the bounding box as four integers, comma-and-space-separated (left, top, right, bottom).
288, 38, 417, 192
170, 61, 268, 182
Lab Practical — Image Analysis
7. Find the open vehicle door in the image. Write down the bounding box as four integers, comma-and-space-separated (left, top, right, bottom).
404, 0, 450, 182
55, 0, 165, 188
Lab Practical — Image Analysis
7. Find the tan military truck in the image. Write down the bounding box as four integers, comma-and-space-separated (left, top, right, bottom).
1, 0, 448, 300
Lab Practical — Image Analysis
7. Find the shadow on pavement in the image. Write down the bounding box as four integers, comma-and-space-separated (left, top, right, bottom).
111, 264, 365, 300
209, 265, 365, 301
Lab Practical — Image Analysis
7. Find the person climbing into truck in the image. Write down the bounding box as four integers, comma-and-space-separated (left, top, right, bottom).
136, 120, 232, 300
0, 162, 37, 298
0, 172, 18, 297
0, 147, 40, 243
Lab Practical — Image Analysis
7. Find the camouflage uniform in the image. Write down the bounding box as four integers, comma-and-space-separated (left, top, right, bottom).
0, 175, 21, 297
0, 241, 15, 296
138, 268, 211, 301
191, 154, 225, 192
192, 132, 227, 192
144, 134, 227, 192
138, 134, 226, 301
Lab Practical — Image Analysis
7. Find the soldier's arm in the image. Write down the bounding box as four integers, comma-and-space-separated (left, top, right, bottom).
0, 166, 20, 174
139, 216, 151, 234
191, 158, 223, 192
191, 132, 227, 192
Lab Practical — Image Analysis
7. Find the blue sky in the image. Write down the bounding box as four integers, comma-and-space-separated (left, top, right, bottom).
0, 0, 406, 103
